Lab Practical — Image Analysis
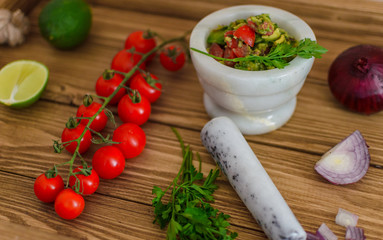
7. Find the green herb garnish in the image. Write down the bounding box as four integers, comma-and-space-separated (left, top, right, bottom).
191, 38, 327, 70
152, 128, 238, 240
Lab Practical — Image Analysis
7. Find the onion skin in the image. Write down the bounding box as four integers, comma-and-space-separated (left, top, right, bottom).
345, 226, 366, 240
328, 44, 383, 115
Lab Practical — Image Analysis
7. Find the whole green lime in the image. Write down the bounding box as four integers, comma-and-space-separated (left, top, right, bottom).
39, 0, 92, 50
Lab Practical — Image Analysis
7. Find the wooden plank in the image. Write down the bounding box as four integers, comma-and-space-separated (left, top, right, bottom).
0, 220, 76, 240
89, 0, 383, 21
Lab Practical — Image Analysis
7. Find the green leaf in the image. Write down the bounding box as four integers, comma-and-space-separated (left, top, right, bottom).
153, 200, 171, 229
167, 218, 182, 240
192, 172, 203, 182
162, 206, 172, 220
152, 186, 165, 203
190, 184, 209, 198
183, 207, 210, 226
296, 38, 328, 59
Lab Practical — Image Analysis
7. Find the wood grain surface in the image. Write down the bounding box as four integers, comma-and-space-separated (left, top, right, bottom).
0, 0, 382, 239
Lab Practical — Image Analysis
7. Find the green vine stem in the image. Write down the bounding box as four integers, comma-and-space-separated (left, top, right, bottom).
53, 33, 189, 190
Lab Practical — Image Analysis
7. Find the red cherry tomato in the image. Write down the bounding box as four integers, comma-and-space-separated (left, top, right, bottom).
159, 46, 186, 72
130, 73, 162, 103
61, 123, 92, 154
113, 123, 146, 159
233, 25, 255, 47
117, 91, 151, 125
69, 166, 99, 195
54, 189, 85, 220
95, 71, 126, 105
92, 146, 125, 179
34, 173, 64, 203
125, 30, 156, 61
76, 102, 108, 132
111, 49, 146, 77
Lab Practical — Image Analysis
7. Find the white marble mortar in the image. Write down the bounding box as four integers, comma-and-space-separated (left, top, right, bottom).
190, 5, 316, 135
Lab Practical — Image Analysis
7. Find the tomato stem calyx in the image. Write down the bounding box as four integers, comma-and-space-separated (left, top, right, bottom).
45, 166, 58, 179
83, 94, 93, 107
65, 116, 79, 129
102, 69, 115, 80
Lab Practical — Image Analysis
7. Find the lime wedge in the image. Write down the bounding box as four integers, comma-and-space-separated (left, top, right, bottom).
0, 60, 49, 108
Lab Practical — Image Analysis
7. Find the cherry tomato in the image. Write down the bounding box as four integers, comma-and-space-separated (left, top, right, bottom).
92, 146, 125, 179
117, 91, 151, 125
54, 189, 85, 220
111, 49, 146, 77
61, 123, 92, 154
34, 173, 64, 203
125, 30, 156, 61
76, 102, 108, 132
69, 166, 99, 195
95, 71, 126, 105
159, 46, 186, 72
113, 123, 146, 159
233, 25, 255, 47
130, 73, 162, 103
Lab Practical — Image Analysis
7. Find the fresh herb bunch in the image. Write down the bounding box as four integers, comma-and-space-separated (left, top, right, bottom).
152, 128, 238, 240
191, 38, 327, 69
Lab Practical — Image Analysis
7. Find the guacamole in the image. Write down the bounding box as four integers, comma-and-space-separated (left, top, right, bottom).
207, 14, 297, 71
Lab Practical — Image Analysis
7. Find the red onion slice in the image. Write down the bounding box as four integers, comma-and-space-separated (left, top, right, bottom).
335, 208, 359, 227
306, 231, 320, 240
314, 130, 370, 185
316, 223, 338, 240
345, 226, 366, 240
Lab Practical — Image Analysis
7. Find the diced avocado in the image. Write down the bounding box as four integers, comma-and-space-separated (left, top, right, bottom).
274, 34, 286, 45
262, 28, 281, 42
207, 28, 227, 45
257, 43, 268, 52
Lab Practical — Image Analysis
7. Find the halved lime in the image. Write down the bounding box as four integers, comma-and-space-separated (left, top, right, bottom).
0, 60, 49, 108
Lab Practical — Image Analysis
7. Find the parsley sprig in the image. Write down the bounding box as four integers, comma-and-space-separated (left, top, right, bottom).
152, 128, 238, 240
191, 38, 327, 69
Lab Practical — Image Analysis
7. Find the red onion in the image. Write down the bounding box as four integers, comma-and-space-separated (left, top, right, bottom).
316, 223, 338, 240
335, 208, 359, 227
306, 231, 321, 240
314, 130, 370, 185
328, 44, 383, 115
345, 226, 366, 240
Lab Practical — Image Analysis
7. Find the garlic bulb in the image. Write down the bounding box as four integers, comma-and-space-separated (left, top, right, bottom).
0, 9, 29, 47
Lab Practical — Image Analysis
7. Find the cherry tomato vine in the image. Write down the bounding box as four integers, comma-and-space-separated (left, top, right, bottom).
34, 30, 188, 220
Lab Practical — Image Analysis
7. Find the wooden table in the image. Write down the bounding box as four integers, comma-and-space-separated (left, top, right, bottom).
0, 0, 382, 239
